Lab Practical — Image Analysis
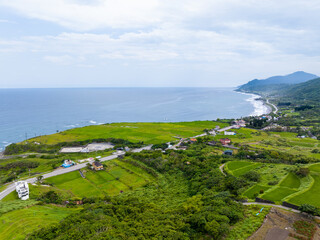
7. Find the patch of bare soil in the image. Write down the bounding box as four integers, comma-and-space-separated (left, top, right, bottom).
248, 208, 320, 240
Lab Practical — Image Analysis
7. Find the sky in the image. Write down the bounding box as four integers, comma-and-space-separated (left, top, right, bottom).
0, 0, 320, 88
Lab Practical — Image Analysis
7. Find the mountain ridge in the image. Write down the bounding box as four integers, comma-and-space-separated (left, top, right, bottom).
237, 71, 318, 92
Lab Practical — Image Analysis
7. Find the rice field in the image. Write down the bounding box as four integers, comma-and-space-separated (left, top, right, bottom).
45, 160, 154, 197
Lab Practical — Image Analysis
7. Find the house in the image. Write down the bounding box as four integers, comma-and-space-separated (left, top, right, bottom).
232, 120, 246, 127
220, 138, 231, 145
189, 138, 197, 143
92, 161, 104, 171
62, 160, 75, 168
223, 150, 233, 156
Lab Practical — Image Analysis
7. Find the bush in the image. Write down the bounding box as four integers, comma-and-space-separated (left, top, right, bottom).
242, 171, 261, 182
37, 191, 61, 204
299, 204, 320, 216
268, 181, 278, 186
295, 168, 310, 177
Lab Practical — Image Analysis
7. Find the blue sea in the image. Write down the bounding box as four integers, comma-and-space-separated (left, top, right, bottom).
0, 88, 268, 151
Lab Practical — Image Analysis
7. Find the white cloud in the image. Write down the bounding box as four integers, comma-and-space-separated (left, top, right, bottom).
0, 0, 320, 87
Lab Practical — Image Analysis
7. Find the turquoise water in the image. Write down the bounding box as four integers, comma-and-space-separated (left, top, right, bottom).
0, 87, 263, 150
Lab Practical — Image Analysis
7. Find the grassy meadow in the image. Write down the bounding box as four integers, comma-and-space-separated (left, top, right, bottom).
227, 160, 320, 206
27, 121, 228, 145
0, 205, 80, 240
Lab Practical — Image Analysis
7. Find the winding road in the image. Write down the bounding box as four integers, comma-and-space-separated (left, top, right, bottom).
266, 99, 278, 114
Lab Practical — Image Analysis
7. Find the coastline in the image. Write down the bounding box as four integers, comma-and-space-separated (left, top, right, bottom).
1, 88, 269, 152
235, 91, 272, 116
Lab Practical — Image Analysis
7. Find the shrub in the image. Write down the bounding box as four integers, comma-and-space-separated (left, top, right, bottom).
242, 171, 261, 182
299, 204, 320, 216
268, 181, 278, 185
295, 168, 310, 177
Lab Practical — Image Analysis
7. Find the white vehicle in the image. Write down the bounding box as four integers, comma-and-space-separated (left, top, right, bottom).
15, 181, 29, 200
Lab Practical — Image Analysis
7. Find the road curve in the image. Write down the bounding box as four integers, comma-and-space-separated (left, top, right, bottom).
266, 99, 278, 114
0, 145, 152, 201
219, 163, 226, 176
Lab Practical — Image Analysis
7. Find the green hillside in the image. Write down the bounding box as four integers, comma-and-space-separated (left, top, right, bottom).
282, 77, 320, 102
237, 71, 318, 93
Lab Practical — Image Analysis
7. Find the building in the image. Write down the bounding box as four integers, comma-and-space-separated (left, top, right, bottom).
232, 120, 246, 127
189, 138, 197, 143
220, 138, 231, 145
92, 161, 104, 171
62, 160, 75, 168
224, 131, 236, 136
223, 150, 233, 156
15, 181, 29, 200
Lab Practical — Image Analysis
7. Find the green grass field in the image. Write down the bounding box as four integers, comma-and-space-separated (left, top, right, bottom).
45, 160, 154, 197
280, 172, 300, 188
261, 187, 297, 202
228, 160, 320, 206
243, 185, 272, 199
288, 164, 320, 207
227, 161, 296, 202
0, 205, 80, 240
27, 121, 228, 145
227, 161, 253, 171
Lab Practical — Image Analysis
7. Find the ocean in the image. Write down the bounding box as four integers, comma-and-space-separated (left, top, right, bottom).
0, 88, 269, 151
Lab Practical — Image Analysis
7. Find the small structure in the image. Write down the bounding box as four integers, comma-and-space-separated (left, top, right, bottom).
15, 181, 29, 200
60, 147, 84, 153
223, 150, 233, 156
224, 131, 236, 136
220, 138, 231, 145
92, 161, 104, 171
232, 120, 246, 127
189, 138, 197, 143
62, 160, 75, 168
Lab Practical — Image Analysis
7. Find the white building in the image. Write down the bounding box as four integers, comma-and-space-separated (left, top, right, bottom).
224, 131, 236, 136
15, 181, 29, 200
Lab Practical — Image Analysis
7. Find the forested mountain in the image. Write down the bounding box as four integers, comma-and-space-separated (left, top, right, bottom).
282, 77, 320, 102
237, 71, 318, 92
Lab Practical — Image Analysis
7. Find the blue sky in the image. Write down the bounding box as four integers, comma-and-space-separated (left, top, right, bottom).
0, 0, 320, 88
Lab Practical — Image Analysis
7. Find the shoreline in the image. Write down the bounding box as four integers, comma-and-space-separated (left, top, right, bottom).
235, 91, 272, 116
1, 88, 268, 151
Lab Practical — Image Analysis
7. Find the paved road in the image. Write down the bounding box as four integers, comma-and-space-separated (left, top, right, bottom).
0, 145, 152, 201
267, 99, 278, 114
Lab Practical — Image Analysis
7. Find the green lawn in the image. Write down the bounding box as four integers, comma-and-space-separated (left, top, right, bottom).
0, 205, 80, 240
280, 172, 300, 189
227, 161, 254, 171
227, 161, 295, 201
231, 163, 263, 177
261, 187, 297, 202
27, 121, 228, 145
289, 173, 320, 207
243, 185, 272, 199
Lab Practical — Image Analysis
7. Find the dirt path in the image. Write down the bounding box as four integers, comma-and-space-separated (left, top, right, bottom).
219, 163, 226, 176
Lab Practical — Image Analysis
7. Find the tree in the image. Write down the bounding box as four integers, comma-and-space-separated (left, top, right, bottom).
299, 204, 320, 216
295, 167, 310, 177
36, 175, 44, 183
242, 171, 261, 182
